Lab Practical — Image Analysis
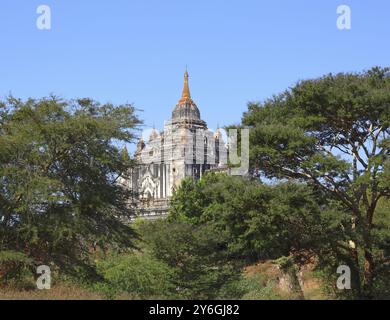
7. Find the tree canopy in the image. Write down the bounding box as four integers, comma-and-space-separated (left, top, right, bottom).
170, 174, 335, 263
0, 96, 141, 277
241, 67, 390, 298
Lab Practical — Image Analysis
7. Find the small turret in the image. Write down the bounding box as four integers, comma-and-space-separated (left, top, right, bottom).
214, 126, 223, 140
135, 137, 145, 156
148, 128, 159, 142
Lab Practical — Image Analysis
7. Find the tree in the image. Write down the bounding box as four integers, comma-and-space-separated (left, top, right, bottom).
95, 253, 175, 299
241, 67, 390, 298
0, 96, 141, 278
139, 219, 241, 299
170, 174, 332, 261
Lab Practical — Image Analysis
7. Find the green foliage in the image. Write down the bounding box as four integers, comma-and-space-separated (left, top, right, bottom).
370, 198, 390, 299
120, 146, 132, 165
138, 219, 242, 299
0, 250, 33, 265
239, 274, 283, 300
239, 67, 390, 298
0, 95, 141, 278
170, 173, 339, 263
0, 250, 35, 288
95, 253, 175, 299
2, 68, 388, 300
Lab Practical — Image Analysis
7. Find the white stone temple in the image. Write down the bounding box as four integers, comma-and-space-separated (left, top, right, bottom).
124, 69, 228, 219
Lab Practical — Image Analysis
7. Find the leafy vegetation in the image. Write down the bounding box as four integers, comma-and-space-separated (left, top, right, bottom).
138, 219, 242, 299
238, 67, 390, 298
1, 67, 388, 300
0, 96, 141, 280
95, 253, 175, 299
170, 174, 338, 263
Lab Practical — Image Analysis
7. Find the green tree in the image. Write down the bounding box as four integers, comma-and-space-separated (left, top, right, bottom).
0, 96, 141, 279
95, 253, 175, 299
139, 219, 241, 299
170, 174, 339, 263
241, 67, 390, 298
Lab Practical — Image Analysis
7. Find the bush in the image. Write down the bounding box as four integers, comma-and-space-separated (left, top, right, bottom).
95, 253, 176, 299
0, 250, 35, 289
139, 219, 243, 299
241, 276, 282, 300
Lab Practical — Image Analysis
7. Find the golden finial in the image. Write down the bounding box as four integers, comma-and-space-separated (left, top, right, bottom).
179, 67, 192, 104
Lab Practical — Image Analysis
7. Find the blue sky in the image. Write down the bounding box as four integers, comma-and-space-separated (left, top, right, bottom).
1, 0, 389, 149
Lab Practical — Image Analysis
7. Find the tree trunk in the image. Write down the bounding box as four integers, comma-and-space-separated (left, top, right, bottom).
363, 250, 374, 299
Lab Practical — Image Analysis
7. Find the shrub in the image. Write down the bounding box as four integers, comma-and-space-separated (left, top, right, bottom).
0, 250, 35, 289
95, 253, 176, 299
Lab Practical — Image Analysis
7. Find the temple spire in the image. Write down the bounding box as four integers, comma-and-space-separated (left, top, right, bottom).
179, 67, 191, 104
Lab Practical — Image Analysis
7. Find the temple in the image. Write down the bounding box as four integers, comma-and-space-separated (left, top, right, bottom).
124, 69, 227, 219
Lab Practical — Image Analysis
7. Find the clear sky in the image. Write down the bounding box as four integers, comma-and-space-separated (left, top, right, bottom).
1, 0, 389, 149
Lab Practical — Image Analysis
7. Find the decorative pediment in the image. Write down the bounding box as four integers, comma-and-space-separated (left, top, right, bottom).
139, 169, 159, 199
